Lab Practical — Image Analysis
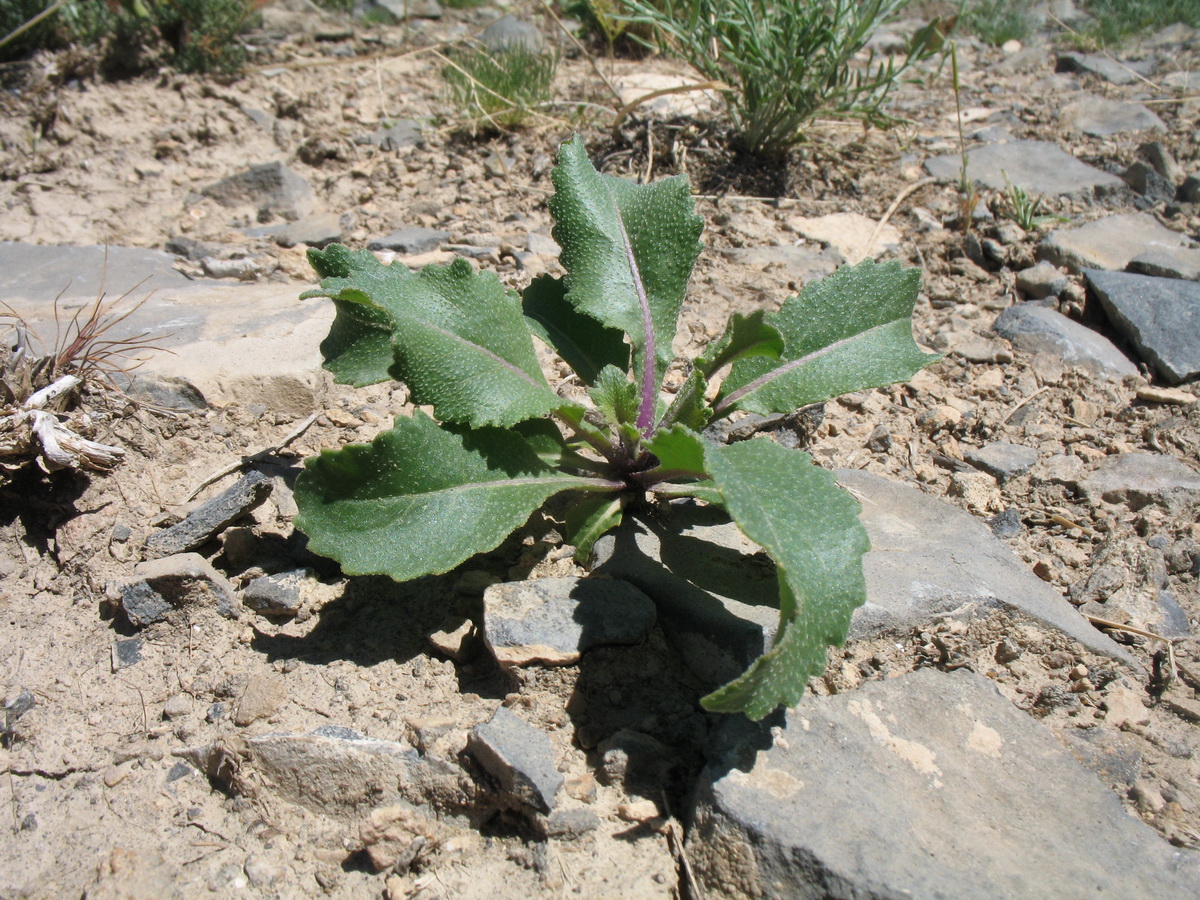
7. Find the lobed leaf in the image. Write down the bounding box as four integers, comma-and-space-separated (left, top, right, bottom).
697, 309, 784, 378
716, 259, 939, 417
294, 412, 615, 582
549, 135, 703, 427
700, 438, 869, 719
305, 247, 561, 428
522, 275, 630, 385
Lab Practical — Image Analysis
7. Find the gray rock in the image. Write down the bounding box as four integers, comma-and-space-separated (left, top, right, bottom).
598, 729, 678, 796
689, 668, 1200, 900
0, 241, 193, 302
245, 212, 344, 249
356, 119, 422, 151
594, 473, 1135, 687
178, 727, 466, 815
200, 161, 316, 221
118, 553, 239, 628
988, 507, 1024, 538
1015, 260, 1069, 299
1129, 247, 1200, 281
145, 471, 273, 557
1080, 452, 1200, 510
367, 0, 442, 20
1056, 51, 1155, 86
546, 808, 600, 839
367, 227, 449, 254
924, 141, 1126, 201
111, 638, 144, 671
1061, 94, 1166, 136
480, 15, 544, 54
1138, 140, 1185, 184
964, 441, 1039, 481
482, 577, 656, 667
1085, 268, 1200, 382
526, 232, 561, 257
1183, 174, 1200, 204
992, 302, 1138, 379
243, 569, 313, 617
110, 372, 207, 411
1124, 160, 1176, 204
468, 707, 562, 814
1039, 213, 1196, 273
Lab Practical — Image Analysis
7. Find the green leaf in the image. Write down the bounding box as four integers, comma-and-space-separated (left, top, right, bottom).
306, 248, 561, 428
294, 412, 615, 581
697, 310, 784, 378
700, 438, 869, 719
659, 368, 711, 431
522, 275, 629, 385
644, 424, 707, 477
303, 246, 409, 387
549, 135, 703, 419
716, 259, 939, 417
566, 493, 626, 563
590, 365, 640, 426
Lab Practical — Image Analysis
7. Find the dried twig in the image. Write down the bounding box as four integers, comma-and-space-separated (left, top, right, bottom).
867, 176, 937, 250
184, 413, 318, 502
1002, 385, 1049, 424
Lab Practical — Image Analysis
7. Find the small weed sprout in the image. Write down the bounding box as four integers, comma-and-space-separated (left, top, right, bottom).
442, 45, 558, 130
997, 178, 1069, 231
293, 136, 938, 719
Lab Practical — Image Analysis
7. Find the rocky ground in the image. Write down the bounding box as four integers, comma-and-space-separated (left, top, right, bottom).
1, 1, 1200, 898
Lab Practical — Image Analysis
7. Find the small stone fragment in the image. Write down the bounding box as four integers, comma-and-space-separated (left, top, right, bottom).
949, 471, 1002, 513
545, 808, 600, 840
617, 798, 663, 823
242, 568, 311, 617
993, 303, 1137, 379
111, 638, 144, 671
467, 707, 562, 814
118, 553, 239, 628
1016, 261, 1069, 299
1104, 686, 1150, 728
1136, 386, 1196, 405
1085, 269, 1200, 383
427, 617, 476, 661
145, 471, 272, 557
965, 442, 1039, 482
162, 694, 191, 720
367, 228, 449, 254
358, 804, 437, 873
234, 675, 287, 726
1080, 453, 1200, 510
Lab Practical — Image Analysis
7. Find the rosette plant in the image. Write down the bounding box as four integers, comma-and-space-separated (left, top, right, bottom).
294, 135, 937, 719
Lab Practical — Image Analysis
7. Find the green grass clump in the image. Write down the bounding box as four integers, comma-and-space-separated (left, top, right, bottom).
1080, 0, 1200, 45
1, 0, 261, 74
443, 46, 557, 129
961, 0, 1039, 46
616, 0, 944, 158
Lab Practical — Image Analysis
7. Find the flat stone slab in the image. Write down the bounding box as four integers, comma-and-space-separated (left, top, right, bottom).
1061, 94, 1166, 136
0, 242, 194, 302
925, 140, 1126, 200
367, 227, 449, 254
1080, 452, 1200, 510
719, 245, 842, 283
593, 471, 1134, 688
992, 302, 1137, 379
689, 668, 1200, 899
482, 577, 656, 666
1040, 213, 1196, 273
1085, 269, 1200, 383
1129, 247, 1200, 282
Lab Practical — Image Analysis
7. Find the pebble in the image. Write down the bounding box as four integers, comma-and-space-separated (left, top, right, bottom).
117, 553, 240, 628
1016, 261, 1069, 299
144, 471, 273, 557
162, 694, 192, 720
233, 675, 287, 726
467, 707, 562, 814
1104, 686, 1150, 728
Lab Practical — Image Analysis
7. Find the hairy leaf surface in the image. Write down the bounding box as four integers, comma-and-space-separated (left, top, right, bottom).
306, 250, 560, 427
294, 412, 611, 581
701, 438, 869, 719
522, 275, 629, 385
717, 259, 937, 416
566, 493, 626, 563
549, 135, 703, 422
